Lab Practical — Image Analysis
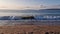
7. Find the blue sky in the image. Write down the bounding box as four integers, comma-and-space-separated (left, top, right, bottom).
0, 0, 60, 9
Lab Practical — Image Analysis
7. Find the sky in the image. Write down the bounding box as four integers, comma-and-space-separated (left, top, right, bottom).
0, 0, 60, 9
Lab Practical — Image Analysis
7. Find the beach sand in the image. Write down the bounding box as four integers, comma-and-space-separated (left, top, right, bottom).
0, 25, 60, 34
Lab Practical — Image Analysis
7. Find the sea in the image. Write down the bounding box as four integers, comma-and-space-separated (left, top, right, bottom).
0, 9, 60, 26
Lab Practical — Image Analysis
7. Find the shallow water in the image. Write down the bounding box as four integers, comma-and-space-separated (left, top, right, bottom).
0, 20, 60, 26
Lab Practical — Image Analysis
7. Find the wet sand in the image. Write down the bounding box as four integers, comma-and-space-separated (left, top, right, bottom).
0, 20, 60, 34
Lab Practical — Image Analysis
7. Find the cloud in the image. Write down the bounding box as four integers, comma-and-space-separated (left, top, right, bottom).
0, 5, 42, 10
0, 4, 60, 10
16, 5, 46, 10
45, 5, 60, 9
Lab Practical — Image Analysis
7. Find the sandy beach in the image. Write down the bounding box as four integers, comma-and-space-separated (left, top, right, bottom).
0, 25, 60, 34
